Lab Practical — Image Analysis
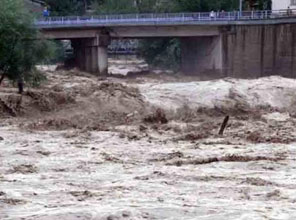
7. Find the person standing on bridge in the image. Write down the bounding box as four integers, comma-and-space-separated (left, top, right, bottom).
287, 7, 292, 17
220, 10, 225, 19
210, 10, 215, 20
43, 6, 50, 18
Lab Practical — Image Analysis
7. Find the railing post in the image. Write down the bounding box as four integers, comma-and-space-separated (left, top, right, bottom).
198, 12, 201, 21
251, 10, 254, 19
182, 13, 185, 22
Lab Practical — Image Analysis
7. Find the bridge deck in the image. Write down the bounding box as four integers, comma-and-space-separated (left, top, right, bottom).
36, 10, 296, 29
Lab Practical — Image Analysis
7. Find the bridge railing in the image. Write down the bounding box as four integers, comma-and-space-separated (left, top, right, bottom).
36, 9, 296, 27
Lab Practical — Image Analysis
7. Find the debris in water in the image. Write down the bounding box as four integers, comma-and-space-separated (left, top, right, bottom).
143, 108, 168, 124
219, 115, 230, 135
166, 154, 284, 166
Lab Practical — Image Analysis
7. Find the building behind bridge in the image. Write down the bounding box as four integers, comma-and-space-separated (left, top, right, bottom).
272, 0, 296, 10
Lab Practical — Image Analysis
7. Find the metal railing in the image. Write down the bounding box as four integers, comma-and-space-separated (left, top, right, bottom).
36, 9, 296, 27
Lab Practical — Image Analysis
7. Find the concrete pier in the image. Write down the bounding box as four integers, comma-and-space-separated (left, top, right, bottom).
72, 34, 110, 75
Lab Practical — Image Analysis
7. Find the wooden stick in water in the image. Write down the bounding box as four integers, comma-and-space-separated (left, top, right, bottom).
219, 115, 230, 135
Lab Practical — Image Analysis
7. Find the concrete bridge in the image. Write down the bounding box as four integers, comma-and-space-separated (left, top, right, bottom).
37, 10, 296, 78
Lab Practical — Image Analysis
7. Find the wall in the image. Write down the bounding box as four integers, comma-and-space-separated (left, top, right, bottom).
223, 24, 296, 78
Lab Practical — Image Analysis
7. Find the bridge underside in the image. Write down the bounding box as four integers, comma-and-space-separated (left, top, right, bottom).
42, 25, 222, 75
41, 25, 220, 39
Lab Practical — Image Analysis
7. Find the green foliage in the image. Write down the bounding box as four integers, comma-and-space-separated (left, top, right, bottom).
24, 69, 47, 88
44, 0, 88, 16
91, 0, 176, 14
139, 39, 181, 70
91, 0, 137, 14
0, 0, 54, 86
173, 0, 239, 12
136, 0, 177, 13
48, 41, 71, 64
256, 0, 272, 10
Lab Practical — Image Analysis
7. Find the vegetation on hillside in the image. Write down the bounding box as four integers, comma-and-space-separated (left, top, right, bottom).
43, 0, 90, 16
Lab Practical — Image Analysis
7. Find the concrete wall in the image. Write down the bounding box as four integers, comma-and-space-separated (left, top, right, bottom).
223, 24, 296, 78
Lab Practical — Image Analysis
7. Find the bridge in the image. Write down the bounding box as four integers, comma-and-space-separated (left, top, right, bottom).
37, 10, 296, 78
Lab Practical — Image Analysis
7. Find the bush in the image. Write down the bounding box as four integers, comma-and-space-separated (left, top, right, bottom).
138, 38, 181, 71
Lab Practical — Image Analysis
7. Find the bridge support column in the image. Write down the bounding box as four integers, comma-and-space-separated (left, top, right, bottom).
72, 34, 110, 75
181, 36, 224, 77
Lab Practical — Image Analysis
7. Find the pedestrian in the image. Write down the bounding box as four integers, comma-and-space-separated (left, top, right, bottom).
210, 10, 215, 20
221, 10, 225, 19
17, 77, 24, 94
287, 6, 292, 16
43, 7, 50, 18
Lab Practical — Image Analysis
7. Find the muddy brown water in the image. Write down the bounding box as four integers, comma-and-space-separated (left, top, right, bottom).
1, 69, 296, 219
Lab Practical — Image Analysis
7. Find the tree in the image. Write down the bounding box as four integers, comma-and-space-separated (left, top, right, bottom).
139, 38, 181, 70
256, 0, 272, 10
44, 0, 87, 16
91, 0, 176, 14
173, 0, 239, 12
91, 0, 137, 14
0, 0, 55, 91
245, 0, 271, 10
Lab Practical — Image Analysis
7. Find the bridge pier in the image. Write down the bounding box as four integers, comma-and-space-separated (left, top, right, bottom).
181, 36, 224, 77
72, 35, 110, 75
